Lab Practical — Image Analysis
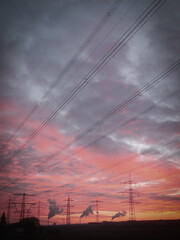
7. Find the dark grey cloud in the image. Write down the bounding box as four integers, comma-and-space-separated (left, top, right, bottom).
0, 0, 180, 192
151, 194, 180, 202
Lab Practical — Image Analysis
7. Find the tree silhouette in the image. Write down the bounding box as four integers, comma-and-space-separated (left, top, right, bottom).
0, 212, 6, 226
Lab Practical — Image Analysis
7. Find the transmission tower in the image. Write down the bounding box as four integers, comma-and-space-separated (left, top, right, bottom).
128, 174, 136, 221
91, 200, 101, 222
120, 174, 140, 221
13, 193, 36, 221
64, 195, 73, 224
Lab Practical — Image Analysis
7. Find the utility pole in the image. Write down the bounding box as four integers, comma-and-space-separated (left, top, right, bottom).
91, 200, 101, 222
7, 198, 11, 224
20, 193, 25, 220
37, 201, 41, 224
64, 195, 73, 224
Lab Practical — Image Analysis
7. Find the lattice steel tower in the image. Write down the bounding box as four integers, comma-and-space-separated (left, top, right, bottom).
91, 200, 101, 222
128, 174, 136, 221
120, 174, 140, 221
64, 195, 73, 224
14, 193, 35, 221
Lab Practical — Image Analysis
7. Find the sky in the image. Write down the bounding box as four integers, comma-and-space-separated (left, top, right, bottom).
0, 0, 180, 224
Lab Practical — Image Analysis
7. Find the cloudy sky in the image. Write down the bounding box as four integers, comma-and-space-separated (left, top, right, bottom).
0, 0, 180, 224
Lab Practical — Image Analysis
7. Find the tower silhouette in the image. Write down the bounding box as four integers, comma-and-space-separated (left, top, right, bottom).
128, 174, 136, 221
64, 195, 73, 224
20, 193, 26, 220
7, 198, 11, 224
37, 201, 41, 224
13, 193, 36, 221
91, 200, 101, 222
120, 174, 140, 221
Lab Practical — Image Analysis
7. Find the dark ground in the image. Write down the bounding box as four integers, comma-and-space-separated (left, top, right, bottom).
1, 219, 180, 240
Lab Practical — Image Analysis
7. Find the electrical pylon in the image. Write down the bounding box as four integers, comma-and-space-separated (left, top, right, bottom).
64, 195, 74, 224
91, 200, 101, 222
13, 193, 36, 221
120, 174, 140, 221
128, 174, 136, 221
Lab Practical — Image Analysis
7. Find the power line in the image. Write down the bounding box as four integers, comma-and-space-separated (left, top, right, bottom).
2, 76, 179, 193
66, 64, 180, 148
1, 158, 178, 223
39, 89, 179, 185
1, 3, 177, 204
49, 137, 180, 198
74, 93, 180, 155
48, 87, 180, 165
41, 60, 180, 167
2, 0, 168, 169
82, 150, 180, 195
47, 141, 180, 204
39, 0, 138, 118
3, 0, 123, 148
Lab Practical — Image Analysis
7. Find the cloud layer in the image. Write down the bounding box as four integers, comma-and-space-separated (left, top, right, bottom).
0, 0, 180, 223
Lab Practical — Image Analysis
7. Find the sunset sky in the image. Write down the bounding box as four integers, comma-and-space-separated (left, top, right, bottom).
0, 0, 180, 224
